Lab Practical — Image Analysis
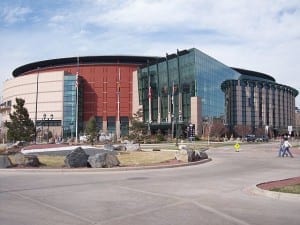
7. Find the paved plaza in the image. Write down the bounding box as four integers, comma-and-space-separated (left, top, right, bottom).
0, 142, 299, 225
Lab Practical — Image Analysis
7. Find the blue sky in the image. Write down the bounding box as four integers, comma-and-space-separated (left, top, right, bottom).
1, 0, 300, 105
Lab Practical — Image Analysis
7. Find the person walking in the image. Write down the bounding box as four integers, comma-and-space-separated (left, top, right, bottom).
278, 136, 285, 157
282, 137, 294, 158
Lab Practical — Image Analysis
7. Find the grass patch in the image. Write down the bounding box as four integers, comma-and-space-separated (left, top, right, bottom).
8, 151, 177, 168
270, 184, 300, 194
8, 155, 65, 168
38, 155, 65, 167
117, 151, 176, 166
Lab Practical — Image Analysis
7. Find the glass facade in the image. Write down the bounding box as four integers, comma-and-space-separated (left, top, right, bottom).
120, 116, 129, 136
138, 48, 240, 134
194, 49, 240, 117
107, 116, 116, 134
221, 76, 298, 136
63, 75, 83, 138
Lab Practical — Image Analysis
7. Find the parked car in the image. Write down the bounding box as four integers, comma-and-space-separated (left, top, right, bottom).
255, 135, 269, 142
244, 134, 256, 142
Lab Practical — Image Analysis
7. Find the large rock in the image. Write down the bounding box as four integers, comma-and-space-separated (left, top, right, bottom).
125, 143, 140, 151
113, 144, 126, 151
175, 149, 208, 162
175, 149, 188, 162
178, 144, 187, 150
24, 155, 41, 167
0, 144, 7, 153
14, 153, 41, 167
14, 153, 26, 165
103, 144, 114, 151
0, 155, 12, 168
88, 152, 120, 168
187, 150, 208, 162
64, 147, 89, 168
104, 143, 126, 151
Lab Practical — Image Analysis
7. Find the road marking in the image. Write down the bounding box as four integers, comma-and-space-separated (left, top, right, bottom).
117, 186, 252, 225
10, 192, 95, 224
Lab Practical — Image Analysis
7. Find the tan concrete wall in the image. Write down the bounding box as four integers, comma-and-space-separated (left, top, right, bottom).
132, 70, 142, 120
2, 71, 64, 123
190, 96, 202, 135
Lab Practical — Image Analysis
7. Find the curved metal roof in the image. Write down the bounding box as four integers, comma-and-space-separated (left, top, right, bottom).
13, 55, 158, 77
231, 67, 275, 82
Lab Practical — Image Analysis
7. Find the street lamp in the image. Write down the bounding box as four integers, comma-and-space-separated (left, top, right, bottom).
43, 113, 53, 142
203, 117, 212, 146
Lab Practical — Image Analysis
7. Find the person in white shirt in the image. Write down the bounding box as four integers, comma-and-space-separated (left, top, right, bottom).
282, 137, 294, 158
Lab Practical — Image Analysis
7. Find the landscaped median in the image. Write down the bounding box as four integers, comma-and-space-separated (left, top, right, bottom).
251, 177, 300, 201
0, 144, 210, 169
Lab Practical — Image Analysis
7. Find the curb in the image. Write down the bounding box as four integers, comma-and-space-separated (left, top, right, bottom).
246, 185, 300, 202
0, 158, 212, 173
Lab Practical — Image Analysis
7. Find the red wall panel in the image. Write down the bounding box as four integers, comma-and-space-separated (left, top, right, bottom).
37, 64, 137, 122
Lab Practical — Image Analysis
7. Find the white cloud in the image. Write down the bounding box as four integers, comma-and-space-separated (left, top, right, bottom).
1, 6, 31, 24
0, 0, 299, 105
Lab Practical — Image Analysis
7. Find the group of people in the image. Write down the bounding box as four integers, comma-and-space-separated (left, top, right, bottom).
278, 136, 294, 158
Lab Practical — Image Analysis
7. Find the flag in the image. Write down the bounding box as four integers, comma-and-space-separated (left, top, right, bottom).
171, 82, 175, 104
148, 86, 152, 99
117, 81, 120, 93
75, 72, 79, 88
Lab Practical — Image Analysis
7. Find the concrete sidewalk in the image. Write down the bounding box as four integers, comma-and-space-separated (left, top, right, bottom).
1, 142, 299, 225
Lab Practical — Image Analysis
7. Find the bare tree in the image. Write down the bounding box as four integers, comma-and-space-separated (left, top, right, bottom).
210, 121, 226, 139
129, 108, 147, 142
234, 125, 252, 137
254, 127, 265, 136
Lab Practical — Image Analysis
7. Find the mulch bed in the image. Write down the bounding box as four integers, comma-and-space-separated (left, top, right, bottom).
257, 177, 300, 190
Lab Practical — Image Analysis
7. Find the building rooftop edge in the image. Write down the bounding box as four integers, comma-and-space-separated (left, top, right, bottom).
12, 55, 159, 77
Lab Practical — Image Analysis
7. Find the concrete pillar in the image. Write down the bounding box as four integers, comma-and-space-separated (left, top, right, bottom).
102, 120, 108, 133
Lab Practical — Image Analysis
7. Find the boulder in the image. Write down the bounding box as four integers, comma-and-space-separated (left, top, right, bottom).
175, 149, 188, 162
0, 155, 12, 168
178, 144, 187, 150
104, 144, 114, 151
113, 144, 126, 151
88, 151, 120, 168
103, 143, 126, 151
0, 144, 7, 153
199, 151, 208, 160
187, 150, 209, 162
14, 153, 41, 167
64, 147, 89, 168
175, 149, 208, 162
24, 155, 41, 167
125, 143, 140, 151
14, 153, 26, 165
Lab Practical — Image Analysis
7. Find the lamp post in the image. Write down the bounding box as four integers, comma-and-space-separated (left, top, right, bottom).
43, 113, 53, 142
175, 117, 178, 146
203, 117, 212, 146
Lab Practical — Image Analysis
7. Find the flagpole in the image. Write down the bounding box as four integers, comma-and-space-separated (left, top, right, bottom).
116, 65, 121, 140
34, 67, 40, 143
75, 56, 79, 143
148, 78, 152, 124
147, 60, 151, 135
171, 80, 175, 138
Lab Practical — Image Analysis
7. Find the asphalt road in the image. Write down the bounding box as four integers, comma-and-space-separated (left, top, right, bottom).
0, 142, 299, 225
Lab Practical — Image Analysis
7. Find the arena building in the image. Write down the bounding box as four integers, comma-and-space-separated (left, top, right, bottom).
0, 48, 298, 141
138, 48, 298, 137
0, 56, 156, 140
221, 68, 298, 137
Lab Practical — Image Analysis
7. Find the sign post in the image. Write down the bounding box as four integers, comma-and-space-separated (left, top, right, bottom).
234, 143, 240, 152
288, 126, 293, 135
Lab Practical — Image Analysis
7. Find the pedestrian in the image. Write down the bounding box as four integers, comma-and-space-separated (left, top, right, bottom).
282, 137, 294, 158
278, 136, 285, 157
